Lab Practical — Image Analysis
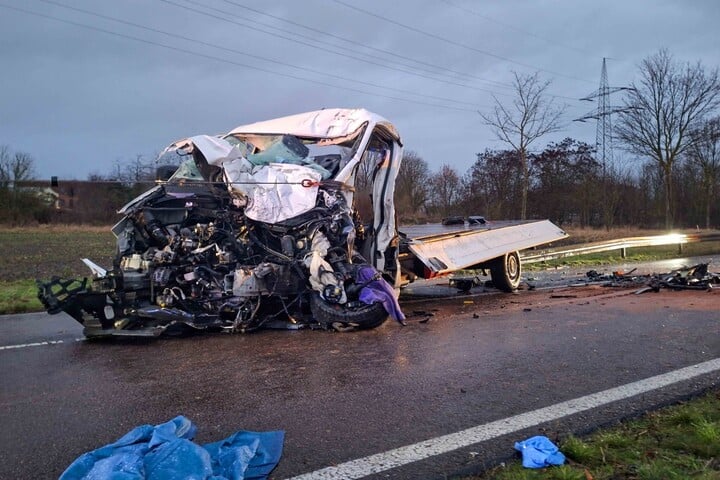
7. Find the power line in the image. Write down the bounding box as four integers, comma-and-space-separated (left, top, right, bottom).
439, 0, 598, 58
331, 0, 595, 85
166, 0, 580, 102
161, 0, 522, 98
0, 2, 479, 112
217, 0, 516, 90
34, 0, 487, 108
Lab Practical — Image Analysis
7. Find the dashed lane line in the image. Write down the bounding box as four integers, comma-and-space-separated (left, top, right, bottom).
0, 338, 85, 350
286, 357, 720, 480
0, 340, 65, 350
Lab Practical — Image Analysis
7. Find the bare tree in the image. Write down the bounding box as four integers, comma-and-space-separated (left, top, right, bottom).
11, 152, 36, 183
688, 117, 720, 228
532, 139, 599, 226
0, 146, 36, 188
616, 49, 720, 228
395, 150, 430, 221
0, 145, 11, 188
429, 164, 461, 217
0, 146, 48, 225
467, 149, 522, 219
480, 72, 566, 219
124, 154, 155, 183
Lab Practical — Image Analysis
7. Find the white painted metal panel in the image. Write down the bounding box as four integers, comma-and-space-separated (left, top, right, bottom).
407, 220, 567, 274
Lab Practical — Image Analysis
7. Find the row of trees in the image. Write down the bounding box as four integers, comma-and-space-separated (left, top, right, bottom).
395, 124, 720, 229
0, 146, 159, 225
3, 130, 718, 228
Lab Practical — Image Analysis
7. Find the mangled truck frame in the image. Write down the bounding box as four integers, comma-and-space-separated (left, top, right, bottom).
38, 109, 567, 337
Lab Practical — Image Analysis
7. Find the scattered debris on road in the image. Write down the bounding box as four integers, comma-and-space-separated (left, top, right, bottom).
634, 262, 719, 294
578, 263, 719, 294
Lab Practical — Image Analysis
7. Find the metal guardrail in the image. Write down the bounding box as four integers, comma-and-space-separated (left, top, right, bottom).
521, 231, 720, 264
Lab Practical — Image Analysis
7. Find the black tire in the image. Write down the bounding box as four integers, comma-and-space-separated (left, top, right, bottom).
310, 293, 389, 331
489, 251, 521, 292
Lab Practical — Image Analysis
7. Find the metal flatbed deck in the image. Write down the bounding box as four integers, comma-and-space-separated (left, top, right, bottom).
400, 220, 530, 241
400, 220, 567, 277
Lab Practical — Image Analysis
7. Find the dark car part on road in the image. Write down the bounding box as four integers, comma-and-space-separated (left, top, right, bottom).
643, 262, 720, 292
467, 215, 486, 225
441, 216, 465, 226
581, 263, 719, 293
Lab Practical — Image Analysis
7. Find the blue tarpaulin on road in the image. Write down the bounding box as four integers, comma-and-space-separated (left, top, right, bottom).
514, 435, 566, 469
60, 416, 284, 480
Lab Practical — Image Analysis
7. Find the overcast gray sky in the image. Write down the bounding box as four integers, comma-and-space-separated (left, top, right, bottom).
1, 0, 719, 180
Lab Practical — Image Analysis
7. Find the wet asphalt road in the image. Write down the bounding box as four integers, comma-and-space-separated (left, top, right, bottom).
1, 284, 719, 479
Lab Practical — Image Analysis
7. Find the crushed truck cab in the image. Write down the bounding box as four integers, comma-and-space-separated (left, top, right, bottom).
38, 108, 566, 338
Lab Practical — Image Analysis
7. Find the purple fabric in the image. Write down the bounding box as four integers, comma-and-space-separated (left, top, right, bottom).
357, 266, 406, 324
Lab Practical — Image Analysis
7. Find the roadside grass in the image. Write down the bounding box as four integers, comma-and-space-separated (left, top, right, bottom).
0, 226, 115, 282
0, 279, 43, 314
465, 390, 720, 479
0, 226, 115, 314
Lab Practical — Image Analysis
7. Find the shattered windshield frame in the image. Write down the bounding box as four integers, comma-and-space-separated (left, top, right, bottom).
167, 159, 204, 183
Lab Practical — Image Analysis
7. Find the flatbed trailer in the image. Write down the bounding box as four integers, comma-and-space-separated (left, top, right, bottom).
399, 219, 567, 291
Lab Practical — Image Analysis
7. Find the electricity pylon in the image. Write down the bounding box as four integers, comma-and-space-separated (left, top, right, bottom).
574, 58, 631, 175
574, 58, 632, 228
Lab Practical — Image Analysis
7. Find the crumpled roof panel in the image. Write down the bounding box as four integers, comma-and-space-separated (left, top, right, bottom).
228, 108, 401, 141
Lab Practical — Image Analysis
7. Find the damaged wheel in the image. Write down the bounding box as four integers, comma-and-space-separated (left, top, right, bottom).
310, 294, 388, 331
489, 251, 521, 292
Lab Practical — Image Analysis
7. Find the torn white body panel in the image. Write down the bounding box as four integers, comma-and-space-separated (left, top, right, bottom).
188, 135, 242, 166
82, 258, 107, 278
156, 134, 323, 224
159, 135, 242, 167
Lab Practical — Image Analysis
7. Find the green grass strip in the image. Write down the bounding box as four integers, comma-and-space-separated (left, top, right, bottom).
0, 280, 44, 315
468, 391, 720, 479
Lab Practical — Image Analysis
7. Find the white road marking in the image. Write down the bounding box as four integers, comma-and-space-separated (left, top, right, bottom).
287, 357, 720, 480
0, 338, 85, 350
0, 340, 65, 350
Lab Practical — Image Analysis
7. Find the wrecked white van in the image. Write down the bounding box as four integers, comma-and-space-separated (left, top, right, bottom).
38, 108, 566, 337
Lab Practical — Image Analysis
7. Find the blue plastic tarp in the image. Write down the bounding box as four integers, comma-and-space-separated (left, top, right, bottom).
60, 416, 284, 480
514, 435, 566, 469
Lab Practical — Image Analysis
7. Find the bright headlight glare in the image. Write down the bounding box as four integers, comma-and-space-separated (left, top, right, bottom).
649, 233, 687, 245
